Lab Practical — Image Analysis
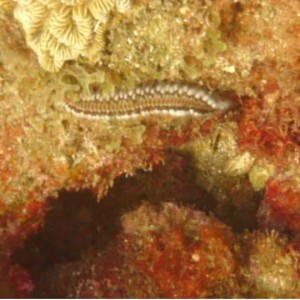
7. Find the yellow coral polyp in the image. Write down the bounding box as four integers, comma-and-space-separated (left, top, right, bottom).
37, 49, 64, 72
14, 1, 48, 29
116, 0, 131, 13
84, 24, 106, 60
13, 0, 132, 72
88, 0, 115, 19
60, 0, 84, 5
45, 32, 79, 60
48, 5, 92, 49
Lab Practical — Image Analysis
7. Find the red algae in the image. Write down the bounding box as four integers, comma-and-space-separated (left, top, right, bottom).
238, 97, 295, 161
0, 263, 33, 298
259, 177, 300, 233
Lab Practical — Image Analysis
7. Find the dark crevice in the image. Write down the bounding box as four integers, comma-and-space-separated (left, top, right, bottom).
11, 151, 260, 297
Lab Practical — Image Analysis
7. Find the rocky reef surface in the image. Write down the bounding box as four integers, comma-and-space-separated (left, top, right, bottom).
1, 0, 300, 298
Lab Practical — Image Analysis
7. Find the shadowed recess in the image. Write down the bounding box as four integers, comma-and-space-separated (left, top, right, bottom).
11, 152, 259, 297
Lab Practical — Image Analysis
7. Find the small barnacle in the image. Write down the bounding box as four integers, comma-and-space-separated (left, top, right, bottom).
249, 161, 276, 191
223, 151, 255, 177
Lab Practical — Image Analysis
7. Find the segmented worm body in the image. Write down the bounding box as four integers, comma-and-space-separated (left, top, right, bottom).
64, 82, 233, 120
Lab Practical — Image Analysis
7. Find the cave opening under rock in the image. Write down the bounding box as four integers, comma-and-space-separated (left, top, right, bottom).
11, 152, 260, 297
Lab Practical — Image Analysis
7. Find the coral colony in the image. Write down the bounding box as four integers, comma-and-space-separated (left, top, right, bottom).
1, 0, 300, 298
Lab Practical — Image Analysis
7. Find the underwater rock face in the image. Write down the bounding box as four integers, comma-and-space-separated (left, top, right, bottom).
240, 231, 300, 298
32, 202, 238, 298
1, 0, 300, 298
28, 202, 300, 298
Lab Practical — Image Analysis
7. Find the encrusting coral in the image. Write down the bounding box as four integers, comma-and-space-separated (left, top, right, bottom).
2, 0, 300, 297
11, 0, 131, 72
